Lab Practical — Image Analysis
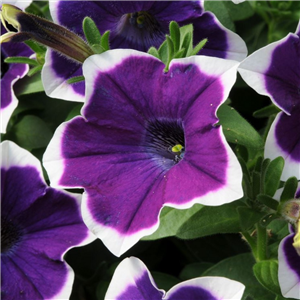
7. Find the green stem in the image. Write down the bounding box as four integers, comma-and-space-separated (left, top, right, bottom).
242, 231, 257, 254
256, 223, 267, 261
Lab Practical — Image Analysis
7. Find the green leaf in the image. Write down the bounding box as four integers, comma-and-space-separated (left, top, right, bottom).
100, 31, 110, 52
237, 207, 267, 231
27, 65, 43, 77
142, 204, 203, 240
257, 194, 279, 211
25, 40, 46, 53
190, 38, 207, 56
253, 260, 281, 296
223, 1, 254, 21
181, 31, 193, 57
253, 105, 281, 118
179, 262, 213, 281
204, 1, 235, 31
165, 35, 174, 71
176, 200, 244, 239
83, 17, 101, 49
65, 104, 83, 121
4, 56, 39, 66
151, 272, 180, 291
260, 213, 280, 228
67, 76, 85, 84
169, 21, 180, 52
203, 253, 275, 300
158, 40, 168, 66
268, 220, 289, 258
15, 73, 44, 95
217, 104, 264, 161
264, 157, 284, 197
147, 47, 160, 59
13, 115, 53, 150
280, 176, 298, 203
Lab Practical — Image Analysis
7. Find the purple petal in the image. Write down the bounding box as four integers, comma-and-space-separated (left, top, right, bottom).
190, 12, 247, 61
105, 257, 245, 300
41, 50, 85, 102
1, 141, 95, 299
166, 277, 245, 300
265, 109, 300, 180
278, 231, 300, 298
1, 25, 33, 133
43, 0, 246, 101
105, 257, 165, 299
239, 30, 300, 115
44, 50, 243, 256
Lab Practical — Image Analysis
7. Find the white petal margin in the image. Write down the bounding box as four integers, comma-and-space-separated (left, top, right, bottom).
238, 33, 299, 115
44, 50, 243, 256
278, 232, 300, 299
296, 20, 300, 36
41, 50, 85, 102
265, 112, 300, 181
231, 0, 246, 4
166, 276, 245, 300
1, 64, 29, 133
1, 140, 43, 174
3, 0, 32, 10
206, 12, 247, 62
105, 257, 165, 300
105, 257, 245, 300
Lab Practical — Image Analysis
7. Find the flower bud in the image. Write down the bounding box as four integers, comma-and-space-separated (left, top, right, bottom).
0, 4, 94, 63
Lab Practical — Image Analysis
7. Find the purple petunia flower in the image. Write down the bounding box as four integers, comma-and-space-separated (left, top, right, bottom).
1, 1, 33, 133
43, 49, 243, 256
42, 0, 247, 102
238, 20, 300, 181
279, 225, 300, 299
1, 141, 95, 299
105, 257, 245, 299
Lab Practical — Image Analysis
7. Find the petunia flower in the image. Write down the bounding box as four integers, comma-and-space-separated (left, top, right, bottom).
1, 1, 33, 133
42, 0, 247, 102
105, 257, 245, 299
1, 140, 95, 299
238, 20, 300, 180
279, 225, 300, 299
43, 49, 243, 256
274, 184, 300, 299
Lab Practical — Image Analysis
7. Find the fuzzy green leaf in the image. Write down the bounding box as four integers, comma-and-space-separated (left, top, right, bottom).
253, 260, 281, 296
4, 56, 39, 66
82, 17, 101, 48
148, 47, 160, 59
100, 31, 110, 52
169, 21, 180, 52
264, 157, 284, 197
190, 38, 208, 56
280, 176, 299, 203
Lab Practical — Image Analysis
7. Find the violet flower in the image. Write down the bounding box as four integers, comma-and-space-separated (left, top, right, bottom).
1, 141, 95, 299
274, 184, 300, 299
238, 20, 300, 180
105, 257, 245, 299
43, 50, 243, 256
1, 1, 33, 133
43, 0, 247, 102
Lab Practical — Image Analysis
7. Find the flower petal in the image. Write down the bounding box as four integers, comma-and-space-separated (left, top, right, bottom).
191, 11, 247, 61
1, 24, 33, 133
166, 277, 245, 300
1, 141, 95, 299
238, 31, 300, 115
44, 50, 242, 256
265, 109, 300, 180
278, 230, 300, 299
104, 257, 165, 300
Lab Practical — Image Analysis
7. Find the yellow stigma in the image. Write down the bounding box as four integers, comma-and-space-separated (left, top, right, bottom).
171, 144, 184, 153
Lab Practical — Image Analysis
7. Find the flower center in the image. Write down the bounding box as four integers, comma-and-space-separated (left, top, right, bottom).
1, 217, 23, 254
1, 54, 9, 79
116, 11, 165, 50
145, 119, 185, 167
